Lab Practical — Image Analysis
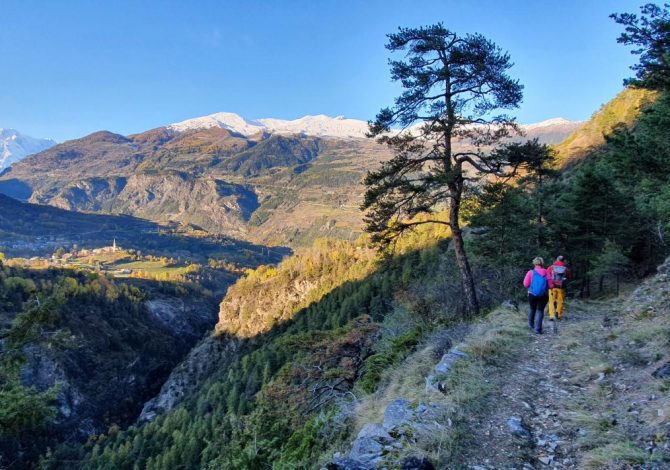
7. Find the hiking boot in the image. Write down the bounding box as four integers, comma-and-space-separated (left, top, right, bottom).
535, 330, 543, 335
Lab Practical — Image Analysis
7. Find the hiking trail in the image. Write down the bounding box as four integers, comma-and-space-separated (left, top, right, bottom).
462, 297, 668, 469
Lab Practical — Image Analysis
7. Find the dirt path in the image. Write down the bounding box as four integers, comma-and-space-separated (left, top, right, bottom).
462, 301, 603, 470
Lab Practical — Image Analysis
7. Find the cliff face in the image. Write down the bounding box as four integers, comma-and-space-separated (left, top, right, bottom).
35, 173, 259, 235
138, 333, 240, 422
14, 278, 220, 441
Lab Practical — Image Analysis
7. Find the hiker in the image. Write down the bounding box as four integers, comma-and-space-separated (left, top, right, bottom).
523, 257, 549, 334
547, 255, 570, 321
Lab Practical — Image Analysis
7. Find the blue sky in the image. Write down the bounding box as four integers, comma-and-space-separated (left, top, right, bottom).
0, 0, 644, 141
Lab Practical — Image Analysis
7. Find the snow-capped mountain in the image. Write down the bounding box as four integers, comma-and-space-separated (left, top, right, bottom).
522, 117, 575, 131
169, 112, 580, 141
169, 112, 370, 138
0, 129, 56, 170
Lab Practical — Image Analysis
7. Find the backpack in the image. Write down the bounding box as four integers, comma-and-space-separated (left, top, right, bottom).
551, 265, 567, 287
529, 270, 548, 297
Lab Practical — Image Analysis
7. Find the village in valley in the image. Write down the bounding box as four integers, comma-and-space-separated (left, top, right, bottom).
4, 238, 204, 282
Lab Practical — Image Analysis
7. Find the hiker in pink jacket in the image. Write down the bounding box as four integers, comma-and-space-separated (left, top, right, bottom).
523, 257, 549, 334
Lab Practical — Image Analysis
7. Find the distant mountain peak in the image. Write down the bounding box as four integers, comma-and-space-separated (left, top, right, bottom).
169, 112, 265, 135
523, 117, 577, 130
0, 128, 56, 170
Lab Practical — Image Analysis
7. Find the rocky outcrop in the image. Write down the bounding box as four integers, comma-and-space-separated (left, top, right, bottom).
329, 344, 469, 469
145, 297, 216, 339
425, 346, 467, 393
139, 333, 239, 421
330, 399, 446, 469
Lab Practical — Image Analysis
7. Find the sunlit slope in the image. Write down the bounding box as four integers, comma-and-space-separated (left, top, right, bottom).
555, 87, 657, 166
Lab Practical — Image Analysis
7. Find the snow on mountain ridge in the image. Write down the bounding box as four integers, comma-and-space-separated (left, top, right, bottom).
169, 113, 369, 138
523, 117, 577, 131
0, 128, 56, 170
168, 113, 580, 140
169, 112, 266, 135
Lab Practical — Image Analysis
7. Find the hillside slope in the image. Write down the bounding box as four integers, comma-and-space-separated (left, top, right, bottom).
555, 87, 657, 166
0, 193, 284, 269
0, 265, 219, 466
330, 264, 669, 469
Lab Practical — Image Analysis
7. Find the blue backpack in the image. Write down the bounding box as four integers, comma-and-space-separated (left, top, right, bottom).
529, 270, 548, 296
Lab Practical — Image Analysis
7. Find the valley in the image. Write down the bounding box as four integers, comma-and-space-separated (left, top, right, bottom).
0, 115, 580, 249
2, 3, 670, 469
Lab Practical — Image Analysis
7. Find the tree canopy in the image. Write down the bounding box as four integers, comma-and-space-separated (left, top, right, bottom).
612, 3, 670, 90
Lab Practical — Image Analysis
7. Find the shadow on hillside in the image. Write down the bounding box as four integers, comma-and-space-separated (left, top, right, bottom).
0, 263, 238, 466
174, 239, 471, 406
0, 194, 291, 267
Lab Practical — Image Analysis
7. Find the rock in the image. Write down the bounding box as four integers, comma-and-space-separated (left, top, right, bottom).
349, 437, 383, 464
506, 417, 531, 439
427, 347, 468, 392
356, 423, 394, 445
347, 423, 396, 465
538, 455, 552, 465
401, 455, 435, 469
425, 374, 444, 394
327, 458, 373, 470
652, 361, 670, 379
657, 257, 670, 275
383, 399, 415, 430
434, 348, 468, 376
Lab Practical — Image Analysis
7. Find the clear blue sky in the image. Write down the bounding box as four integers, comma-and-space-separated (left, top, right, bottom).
0, 0, 644, 141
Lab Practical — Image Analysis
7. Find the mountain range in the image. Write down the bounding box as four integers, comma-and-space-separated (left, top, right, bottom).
0, 113, 581, 247
0, 128, 55, 170
168, 111, 580, 141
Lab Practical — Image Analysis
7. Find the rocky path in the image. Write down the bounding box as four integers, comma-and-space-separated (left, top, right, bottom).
464, 303, 597, 470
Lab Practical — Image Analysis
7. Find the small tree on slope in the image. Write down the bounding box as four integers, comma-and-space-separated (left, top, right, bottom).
362, 24, 528, 316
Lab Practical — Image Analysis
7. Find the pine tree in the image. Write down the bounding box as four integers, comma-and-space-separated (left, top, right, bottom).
612, 3, 670, 90
363, 24, 531, 315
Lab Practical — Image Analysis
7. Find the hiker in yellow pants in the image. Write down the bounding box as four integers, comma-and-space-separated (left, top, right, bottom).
547, 255, 570, 321
548, 287, 565, 320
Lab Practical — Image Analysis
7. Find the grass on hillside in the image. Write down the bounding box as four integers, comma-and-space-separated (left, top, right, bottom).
345, 275, 670, 469
553, 292, 670, 468
348, 305, 531, 467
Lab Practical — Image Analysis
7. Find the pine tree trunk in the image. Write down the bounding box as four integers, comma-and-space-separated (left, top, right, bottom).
449, 195, 479, 317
